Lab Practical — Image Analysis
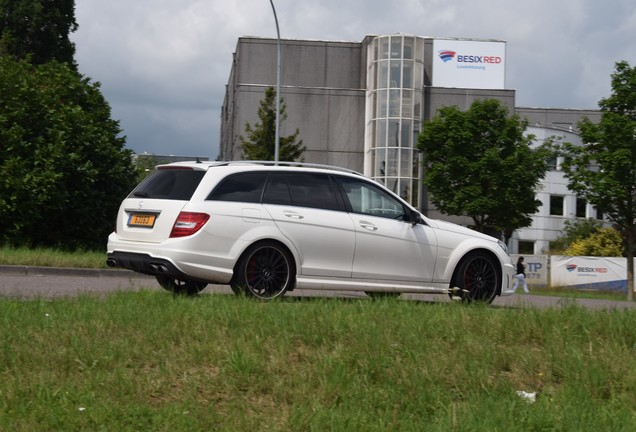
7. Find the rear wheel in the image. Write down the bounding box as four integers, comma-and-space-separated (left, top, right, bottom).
231, 241, 294, 300
450, 252, 499, 304
155, 275, 207, 296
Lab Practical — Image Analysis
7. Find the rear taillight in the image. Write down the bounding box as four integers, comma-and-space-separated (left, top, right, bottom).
170, 212, 210, 238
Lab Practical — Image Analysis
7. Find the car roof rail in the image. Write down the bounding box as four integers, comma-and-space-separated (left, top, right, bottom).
211, 160, 364, 176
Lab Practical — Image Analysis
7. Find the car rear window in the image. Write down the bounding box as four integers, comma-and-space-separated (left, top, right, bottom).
130, 169, 206, 200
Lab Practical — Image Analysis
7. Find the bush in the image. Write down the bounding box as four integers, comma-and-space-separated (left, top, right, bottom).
564, 227, 624, 256
0, 57, 137, 250
550, 218, 603, 254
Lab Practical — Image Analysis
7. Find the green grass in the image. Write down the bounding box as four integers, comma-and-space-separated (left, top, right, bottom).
0, 246, 107, 269
1, 291, 636, 431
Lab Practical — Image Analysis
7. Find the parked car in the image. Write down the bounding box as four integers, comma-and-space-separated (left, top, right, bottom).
107, 161, 515, 302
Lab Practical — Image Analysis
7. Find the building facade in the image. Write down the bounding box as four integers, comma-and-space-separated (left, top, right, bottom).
220, 34, 602, 254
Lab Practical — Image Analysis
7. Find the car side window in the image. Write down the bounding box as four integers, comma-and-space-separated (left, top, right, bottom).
284, 173, 340, 211
206, 172, 267, 203
262, 173, 292, 205
338, 176, 407, 220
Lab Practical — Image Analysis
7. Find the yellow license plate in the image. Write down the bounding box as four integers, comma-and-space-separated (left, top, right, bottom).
128, 213, 156, 228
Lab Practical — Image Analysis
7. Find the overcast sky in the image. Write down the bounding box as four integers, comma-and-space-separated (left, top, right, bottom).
71, 0, 636, 160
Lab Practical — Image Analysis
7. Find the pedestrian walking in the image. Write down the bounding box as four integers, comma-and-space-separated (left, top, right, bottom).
512, 256, 530, 294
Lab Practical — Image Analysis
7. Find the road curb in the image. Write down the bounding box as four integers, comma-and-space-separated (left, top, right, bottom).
0, 265, 152, 278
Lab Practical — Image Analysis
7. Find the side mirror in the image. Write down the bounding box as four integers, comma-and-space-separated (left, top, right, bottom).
408, 209, 424, 225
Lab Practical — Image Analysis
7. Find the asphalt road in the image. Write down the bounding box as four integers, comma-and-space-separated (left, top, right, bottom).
1, 265, 635, 310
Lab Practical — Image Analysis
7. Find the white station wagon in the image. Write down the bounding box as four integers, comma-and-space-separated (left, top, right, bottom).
107, 161, 515, 302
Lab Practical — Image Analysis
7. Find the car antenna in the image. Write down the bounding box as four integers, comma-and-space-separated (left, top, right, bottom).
196, 157, 202, 163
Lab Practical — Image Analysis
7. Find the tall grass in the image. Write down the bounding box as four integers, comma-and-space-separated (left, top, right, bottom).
0, 246, 107, 268
1, 291, 635, 430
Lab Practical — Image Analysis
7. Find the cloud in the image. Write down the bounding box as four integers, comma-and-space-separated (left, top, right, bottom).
71, 0, 636, 159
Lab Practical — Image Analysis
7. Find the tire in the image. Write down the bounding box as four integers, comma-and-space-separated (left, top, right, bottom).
155, 275, 207, 296
450, 252, 500, 304
231, 241, 294, 300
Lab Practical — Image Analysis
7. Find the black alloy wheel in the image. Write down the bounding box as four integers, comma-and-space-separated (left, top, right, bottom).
451, 252, 499, 304
232, 241, 294, 300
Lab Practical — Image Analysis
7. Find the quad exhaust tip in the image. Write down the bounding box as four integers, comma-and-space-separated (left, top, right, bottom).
106, 257, 169, 274
150, 263, 169, 273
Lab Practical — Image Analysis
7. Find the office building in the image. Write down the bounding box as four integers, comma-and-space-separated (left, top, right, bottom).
220, 34, 602, 254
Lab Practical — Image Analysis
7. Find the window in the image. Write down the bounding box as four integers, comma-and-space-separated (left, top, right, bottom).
285, 173, 340, 211
389, 89, 400, 116
576, 198, 587, 218
132, 169, 205, 200
518, 241, 535, 255
402, 61, 413, 88
377, 89, 388, 117
546, 151, 563, 171
377, 61, 388, 89
386, 148, 398, 176
207, 172, 266, 203
403, 37, 414, 59
400, 120, 412, 148
262, 173, 292, 205
338, 176, 406, 220
375, 148, 387, 177
549, 195, 565, 216
390, 37, 401, 58
388, 120, 400, 147
401, 91, 413, 118
389, 61, 401, 87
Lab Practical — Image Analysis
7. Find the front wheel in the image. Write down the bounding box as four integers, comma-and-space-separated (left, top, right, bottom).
450, 252, 500, 304
231, 241, 295, 300
155, 275, 207, 296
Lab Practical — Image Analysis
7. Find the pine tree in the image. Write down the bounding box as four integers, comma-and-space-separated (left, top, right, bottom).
240, 87, 305, 161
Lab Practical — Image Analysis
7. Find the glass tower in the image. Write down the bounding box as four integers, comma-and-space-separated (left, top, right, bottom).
365, 35, 424, 207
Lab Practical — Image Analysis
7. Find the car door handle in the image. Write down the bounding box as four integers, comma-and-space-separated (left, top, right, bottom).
283, 211, 304, 219
359, 221, 378, 231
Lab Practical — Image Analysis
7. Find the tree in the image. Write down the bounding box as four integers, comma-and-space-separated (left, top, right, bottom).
240, 86, 306, 161
0, 57, 137, 250
417, 99, 550, 241
560, 61, 636, 301
0, 0, 78, 69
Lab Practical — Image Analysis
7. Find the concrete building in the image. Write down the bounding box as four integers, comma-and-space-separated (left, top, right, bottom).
220, 34, 602, 254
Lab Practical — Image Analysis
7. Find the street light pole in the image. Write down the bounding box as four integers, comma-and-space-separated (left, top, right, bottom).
268, 0, 281, 165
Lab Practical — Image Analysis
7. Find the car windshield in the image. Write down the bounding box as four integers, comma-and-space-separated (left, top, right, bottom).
130, 169, 205, 200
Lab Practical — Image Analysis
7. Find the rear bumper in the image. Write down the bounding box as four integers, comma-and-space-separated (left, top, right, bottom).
106, 232, 235, 284
106, 251, 185, 279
